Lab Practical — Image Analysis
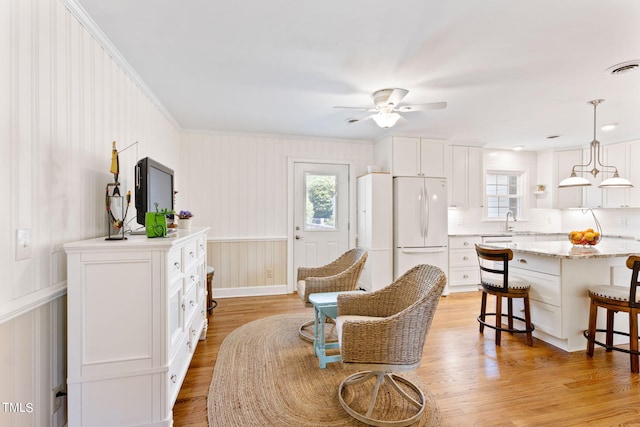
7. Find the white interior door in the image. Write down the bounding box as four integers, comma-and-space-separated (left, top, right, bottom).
293, 162, 350, 275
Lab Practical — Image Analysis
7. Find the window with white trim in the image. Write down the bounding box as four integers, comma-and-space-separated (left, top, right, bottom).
485, 172, 522, 219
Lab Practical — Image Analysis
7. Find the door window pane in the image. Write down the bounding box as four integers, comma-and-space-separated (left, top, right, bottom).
304, 173, 338, 231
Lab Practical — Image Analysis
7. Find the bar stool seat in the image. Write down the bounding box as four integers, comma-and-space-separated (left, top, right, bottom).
475, 244, 534, 346
584, 255, 640, 373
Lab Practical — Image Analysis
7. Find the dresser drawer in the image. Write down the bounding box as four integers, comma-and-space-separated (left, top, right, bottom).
168, 249, 183, 281
168, 333, 189, 407
183, 239, 199, 273
183, 281, 198, 326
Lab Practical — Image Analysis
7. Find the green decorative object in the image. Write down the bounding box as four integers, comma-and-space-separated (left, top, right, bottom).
146, 203, 172, 238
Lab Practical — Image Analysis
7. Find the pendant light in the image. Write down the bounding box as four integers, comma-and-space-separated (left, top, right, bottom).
558, 99, 633, 188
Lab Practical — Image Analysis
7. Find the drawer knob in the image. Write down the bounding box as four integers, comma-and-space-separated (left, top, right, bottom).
517, 259, 528, 264
463, 242, 469, 246
463, 256, 468, 261
190, 251, 195, 258
171, 374, 177, 384
174, 261, 181, 270
463, 274, 469, 279
182, 303, 186, 311
190, 300, 196, 307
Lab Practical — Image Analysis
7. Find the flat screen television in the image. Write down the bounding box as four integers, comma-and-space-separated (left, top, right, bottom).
135, 157, 174, 227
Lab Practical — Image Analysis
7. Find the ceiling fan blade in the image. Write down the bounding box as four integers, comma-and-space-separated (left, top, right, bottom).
345, 114, 375, 125
397, 101, 447, 112
385, 88, 409, 107
333, 106, 377, 112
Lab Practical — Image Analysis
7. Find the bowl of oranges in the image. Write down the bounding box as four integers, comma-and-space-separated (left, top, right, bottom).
568, 228, 601, 246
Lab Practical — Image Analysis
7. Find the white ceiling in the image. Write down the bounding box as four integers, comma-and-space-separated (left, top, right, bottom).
74, 0, 640, 151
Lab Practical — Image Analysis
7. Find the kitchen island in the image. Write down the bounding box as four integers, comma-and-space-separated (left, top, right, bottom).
486, 239, 640, 352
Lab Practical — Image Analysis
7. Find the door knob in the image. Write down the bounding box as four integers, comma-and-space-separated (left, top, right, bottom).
295, 235, 303, 240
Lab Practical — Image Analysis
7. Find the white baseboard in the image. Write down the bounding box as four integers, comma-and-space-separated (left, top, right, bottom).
212, 284, 289, 298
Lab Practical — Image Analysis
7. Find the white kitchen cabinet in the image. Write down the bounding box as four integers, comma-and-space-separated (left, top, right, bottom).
357, 173, 393, 291
554, 149, 583, 208
64, 228, 209, 426
374, 136, 445, 177
448, 146, 483, 208
448, 235, 482, 292
602, 140, 640, 208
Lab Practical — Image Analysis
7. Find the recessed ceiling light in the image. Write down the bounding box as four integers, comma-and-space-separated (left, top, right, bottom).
512, 145, 524, 151
606, 60, 640, 75
601, 123, 618, 131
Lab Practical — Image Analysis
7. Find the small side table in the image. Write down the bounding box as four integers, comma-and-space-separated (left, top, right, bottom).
309, 290, 365, 369
206, 266, 217, 313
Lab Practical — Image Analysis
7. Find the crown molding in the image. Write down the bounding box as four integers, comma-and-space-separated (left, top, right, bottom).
61, 0, 182, 132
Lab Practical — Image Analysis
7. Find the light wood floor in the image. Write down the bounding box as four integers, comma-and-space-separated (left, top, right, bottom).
173, 291, 640, 426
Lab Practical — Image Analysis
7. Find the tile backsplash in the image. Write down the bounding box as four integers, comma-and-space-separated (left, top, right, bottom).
448, 207, 640, 239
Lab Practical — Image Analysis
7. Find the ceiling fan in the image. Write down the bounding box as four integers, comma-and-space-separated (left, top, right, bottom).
334, 88, 447, 128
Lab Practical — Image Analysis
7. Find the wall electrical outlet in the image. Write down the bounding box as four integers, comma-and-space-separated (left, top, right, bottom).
266, 268, 274, 279
15, 229, 31, 261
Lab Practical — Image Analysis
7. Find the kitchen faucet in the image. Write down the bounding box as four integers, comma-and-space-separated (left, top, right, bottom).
505, 210, 517, 232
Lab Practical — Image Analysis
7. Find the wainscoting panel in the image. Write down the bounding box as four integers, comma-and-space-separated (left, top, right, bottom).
208, 238, 287, 289
2, 0, 182, 423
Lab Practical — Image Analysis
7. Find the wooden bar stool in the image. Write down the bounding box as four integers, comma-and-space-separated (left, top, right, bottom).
584, 255, 640, 373
206, 266, 217, 313
475, 244, 534, 346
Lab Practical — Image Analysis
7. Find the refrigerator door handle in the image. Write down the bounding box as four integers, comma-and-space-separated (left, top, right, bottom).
424, 185, 430, 239
419, 186, 425, 238
400, 247, 447, 254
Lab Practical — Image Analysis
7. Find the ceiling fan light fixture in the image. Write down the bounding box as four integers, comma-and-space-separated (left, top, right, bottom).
372, 112, 400, 128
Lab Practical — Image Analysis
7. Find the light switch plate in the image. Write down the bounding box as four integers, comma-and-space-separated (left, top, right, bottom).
16, 229, 31, 260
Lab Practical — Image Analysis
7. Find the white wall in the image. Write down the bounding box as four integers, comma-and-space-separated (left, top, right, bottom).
179, 131, 373, 239
1, 0, 181, 425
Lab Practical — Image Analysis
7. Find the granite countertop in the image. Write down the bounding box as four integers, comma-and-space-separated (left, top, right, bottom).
449, 231, 635, 239
485, 240, 640, 259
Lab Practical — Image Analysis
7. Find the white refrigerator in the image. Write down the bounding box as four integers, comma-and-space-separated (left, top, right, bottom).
393, 177, 448, 290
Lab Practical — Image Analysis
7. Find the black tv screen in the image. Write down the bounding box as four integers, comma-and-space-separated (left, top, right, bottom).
135, 157, 174, 227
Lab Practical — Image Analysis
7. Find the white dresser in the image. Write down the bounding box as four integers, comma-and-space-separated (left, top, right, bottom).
64, 227, 209, 426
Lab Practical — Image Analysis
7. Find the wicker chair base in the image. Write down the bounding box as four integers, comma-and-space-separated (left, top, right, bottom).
338, 371, 425, 427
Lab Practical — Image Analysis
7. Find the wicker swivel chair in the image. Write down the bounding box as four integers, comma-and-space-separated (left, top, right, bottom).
476, 244, 534, 346
296, 248, 368, 341
585, 255, 640, 373
335, 264, 446, 427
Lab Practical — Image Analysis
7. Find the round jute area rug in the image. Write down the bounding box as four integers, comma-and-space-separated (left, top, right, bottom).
207, 313, 441, 426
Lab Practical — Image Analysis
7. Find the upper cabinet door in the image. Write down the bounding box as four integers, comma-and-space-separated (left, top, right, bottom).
391, 137, 445, 177
392, 137, 421, 176
419, 139, 445, 177
448, 146, 483, 208
602, 140, 640, 208
555, 150, 583, 209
